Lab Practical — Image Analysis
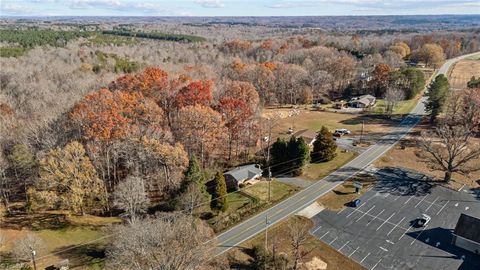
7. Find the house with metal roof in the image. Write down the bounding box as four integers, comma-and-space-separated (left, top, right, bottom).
452, 213, 480, 254
224, 164, 263, 190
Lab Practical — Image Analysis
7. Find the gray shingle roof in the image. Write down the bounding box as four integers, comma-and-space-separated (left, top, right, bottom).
224, 164, 262, 183
454, 213, 480, 243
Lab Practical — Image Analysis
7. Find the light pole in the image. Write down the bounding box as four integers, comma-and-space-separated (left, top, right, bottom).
30, 248, 37, 270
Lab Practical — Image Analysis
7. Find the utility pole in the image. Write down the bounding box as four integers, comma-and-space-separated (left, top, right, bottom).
30, 248, 37, 270
360, 121, 364, 144
268, 167, 272, 202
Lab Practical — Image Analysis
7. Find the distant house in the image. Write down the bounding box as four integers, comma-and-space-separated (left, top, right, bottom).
348, 94, 376, 108
452, 213, 480, 254
293, 129, 317, 146
224, 164, 263, 190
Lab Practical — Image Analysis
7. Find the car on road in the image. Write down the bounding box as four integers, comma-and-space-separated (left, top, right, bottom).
350, 199, 361, 207
414, 214, 431, 227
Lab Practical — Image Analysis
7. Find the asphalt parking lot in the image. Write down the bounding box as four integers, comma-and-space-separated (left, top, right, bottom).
310, 168, 480, 270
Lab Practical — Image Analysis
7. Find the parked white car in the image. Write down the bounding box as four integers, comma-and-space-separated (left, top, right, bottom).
335, 128, 351, 135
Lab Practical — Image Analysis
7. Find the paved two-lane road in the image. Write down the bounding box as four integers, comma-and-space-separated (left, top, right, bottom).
213, 52, 479, 256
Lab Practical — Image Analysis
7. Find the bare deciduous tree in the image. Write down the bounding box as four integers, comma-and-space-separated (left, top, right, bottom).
288, 219, 311, 270
417, 123, 480, 182
12, 234, 45, 262
385, 86, 405, 116
113, 175, 149, 221
106, 212, 216, 270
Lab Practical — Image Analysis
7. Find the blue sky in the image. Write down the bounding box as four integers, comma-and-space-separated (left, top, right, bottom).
1, 0, 479, 16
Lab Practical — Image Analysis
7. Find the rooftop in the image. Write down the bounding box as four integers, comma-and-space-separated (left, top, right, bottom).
454, 213, 480, 243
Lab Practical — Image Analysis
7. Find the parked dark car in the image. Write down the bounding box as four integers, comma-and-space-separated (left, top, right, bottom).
350, 199, 361, 207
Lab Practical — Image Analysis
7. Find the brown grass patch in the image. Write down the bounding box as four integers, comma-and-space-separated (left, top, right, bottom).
448, 59, 480, 90
228, 216, 366, 270
317, 174, 377, 210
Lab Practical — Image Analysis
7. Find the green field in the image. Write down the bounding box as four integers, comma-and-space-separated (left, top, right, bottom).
301, 149, 358, 181
374, 98, 419, 115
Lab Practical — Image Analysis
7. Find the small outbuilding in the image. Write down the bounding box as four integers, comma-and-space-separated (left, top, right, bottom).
452, 213, 480, 254
224, 164, 263, 190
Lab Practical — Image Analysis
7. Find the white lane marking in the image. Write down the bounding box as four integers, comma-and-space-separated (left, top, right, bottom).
377, 212, 396, 231
356, 205, 375, 222
425, 197, 438, 212
367, 209, 385, 226
330, 236, 338, 245
399, 224, 414, 240
455, 203, 459, 207
436, 201, 449, 215
337, 208, 347, 215
404, 196, 413, 205
386, 239, 395, 244
415, 194, 429, 208
371, 258, 383, 270
410, 225, 429, 245
387, 217, 405, 236
339, 240, 350, 251
379, 246, 388, 252
312, 226, 322, 234
360, 252, 371, 263
320, 231, 330, 239
349, 246, 359, 257
465, 206, 470, 210
458, 184, 466, 192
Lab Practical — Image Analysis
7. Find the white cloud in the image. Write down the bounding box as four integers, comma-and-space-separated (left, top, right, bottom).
194, 0, 225, 8
1, 3, 32, 15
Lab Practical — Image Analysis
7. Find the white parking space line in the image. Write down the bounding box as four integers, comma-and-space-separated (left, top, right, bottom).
379, 246, 388, 252
349, 246, 359, 257
339, 240, 350, 252
436, 201, 449, 215
360, 252, 371, 263
347, 203, 365, 218
312, 226, 322, 234
415, 194, 429, 208
377, 212, 395, 231
404, 196, 413, 205
367, 209, 385, 226
371, 258, 383, 270
410, 225, 429, 245
458, 184, 466, 192
330, 236, 338, 245
356, 205, 375, 222
320, 231, 330, 239
337, 208, 347, 215
425, 197, 438, 212
387, 216, 405, 236
399, 224, 414, 240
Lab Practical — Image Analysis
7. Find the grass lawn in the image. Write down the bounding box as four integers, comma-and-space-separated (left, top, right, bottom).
263, 108, 397, 143
1, 210, 121, 270
243, 180, 299, 202
207, 180, 300, 232
300, 149, 358, 181
317, 174, 377, 210
374, 98, 419, 115
228, 215, 366, 270
226, 191, 253, 212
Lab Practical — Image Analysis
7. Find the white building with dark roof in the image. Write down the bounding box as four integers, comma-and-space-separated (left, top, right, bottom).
224, 164, 263, 190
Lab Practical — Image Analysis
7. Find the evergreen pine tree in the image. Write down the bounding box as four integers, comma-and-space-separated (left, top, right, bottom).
311, 126, 337, 162
210, 171, 228, 212
291, 137, 310, 176
270, 138, 288, 173
425, 74, 449, 123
